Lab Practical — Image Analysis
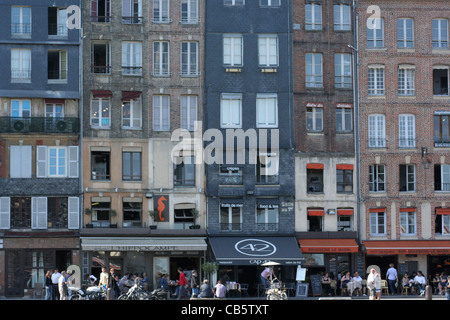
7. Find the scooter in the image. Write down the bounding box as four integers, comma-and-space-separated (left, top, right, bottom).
69, 286, 107, 300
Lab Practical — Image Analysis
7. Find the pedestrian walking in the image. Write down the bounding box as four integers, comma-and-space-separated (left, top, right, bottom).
367, 268, 381, 300
177, 267, 188, 300
58, 271, 68, 300
51, 269, 61, 300
386, 263, 398, 295
44, 270, 53, 300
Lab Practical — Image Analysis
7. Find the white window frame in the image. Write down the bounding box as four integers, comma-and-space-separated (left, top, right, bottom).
370, 211, 386, 235
11, 6, 31, 36
398, 66, 415, 96
368, 66, 385, 96
35, 145, 79, 178
306, 53, 323, 87
306, 106, 323, 132
153, 95, 170, 131
335, 53, 352, 88
90, 97, 111, 128
440, 215, 450, 234
305, 3, 322, 30
48, 50, 67, 81
32, 197, 47, 229
220, 205, 242, 232
333, 4, 350, 31
367, 18, 384, 48
336, 107, 352, 133
400, 164, 415, 192
153, 41, 170, 76
260, 0, 280, 6
223, 34, 243, 67
369, 164, 385, 192
220, 93, 242, 128
11, 49, 31, 80
432, 19, 448, 48
11, 99, 31, 118
399, 114, 415, 148
397, 18, 414, 48
181, 41, 199, 76
122, 41, 142, 76
122, 0, 142, 24
153, 0, 170, 23
224, 0, 245, 5
122, 97, 142, 129
256, 206, 279, 231
181, 95, 198, 131
48, 147, 67, 177
368, 114, 386, 148
400, 211, 416, 235
258, 35, 278, 67
181, 0, 198, 24
256, 93, 278, 128
441, 164, 450, 191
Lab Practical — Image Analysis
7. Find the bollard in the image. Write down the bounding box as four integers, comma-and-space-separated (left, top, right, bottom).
425, 285, 432, 300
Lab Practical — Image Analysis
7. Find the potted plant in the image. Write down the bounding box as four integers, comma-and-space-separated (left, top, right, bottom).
149, 210, 159, 229
189, 208, 201, 229
201, 261, 219, 282
84, 208, 93, 228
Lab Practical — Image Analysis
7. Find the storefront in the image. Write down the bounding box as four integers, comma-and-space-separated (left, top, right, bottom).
208, 236, 303, 296
80, 237, 207, 289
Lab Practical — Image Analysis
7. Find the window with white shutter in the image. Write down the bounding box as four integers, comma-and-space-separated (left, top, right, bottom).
36, 145, 78, 178
399, 114, 415, 148
36, 145, 48, 177
68, 197, 80, 229
10, 145, 32, 178
180, 95, 197, 131
0, 197, 10, 229
153, 95, 170, 131
368, 114, 385, 147
32, 197, 47, 229
69, 146, 79, 178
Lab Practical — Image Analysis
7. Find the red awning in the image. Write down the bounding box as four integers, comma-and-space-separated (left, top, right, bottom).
363, 240, 450, 255
369, 208, 386, 213
122, 91, 142, 101
45, 99, 65, 104
308, 209, 324, 216
299, 239, 359, 253
337, 209, 353, 216
91, 90, 113, 98
307, 163, 324, 169
437, 208, 450, 215
336, 164, 354, 170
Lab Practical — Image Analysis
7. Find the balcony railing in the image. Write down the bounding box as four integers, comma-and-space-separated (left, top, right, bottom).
0, 117, 80, 134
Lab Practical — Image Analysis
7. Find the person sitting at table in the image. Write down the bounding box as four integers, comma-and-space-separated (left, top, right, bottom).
432, 273, 440, 294
160, 273, 169, 290
321, 272, 332, 296
439, 272, 448, 295
351, 272, 363, 296
198, 279, 214, 299
402, 272, 411, 289
213, 280, 227, 299
413, 271, 426, 296
340, 272, 351, 294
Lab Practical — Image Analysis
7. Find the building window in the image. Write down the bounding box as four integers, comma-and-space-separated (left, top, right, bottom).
307, 166, 323, 193
36, 146, 78, 178
220, 205, 242, 231
10, 145, 32, 178
399, 114, 415, 148
305, 3, 322, 30
174, 156, 195, 186
256, 94, 278, 128
91, 42, 111, 74
258, 35, 278, 67
48, 7, 68, 36
122, 152, 141, 181
368, 66, 385, 95
48, 197, 68, 229
306, 105, 323, 132
219, 165, 243, 185
223, 34, 243, 67
153, 41, 170, 76
334, 4, 350, 31
11, 49, 31, 81
434, 112, 450, 147
434, 164, 450, 191
435, 211, 450, 235
92, 201, 111, 227
398, 66, 415, 96
181, 0, 198, 24
11, 99, 31, 118
307, 209, 323, 232
122, 0, 142, 24
400, 210, 416, 235
220, 93, 242, 128
256, 205, 279, 232
174, 208, 195, 229
367, 18, 384, 48
336, 107, 352, 133
256, 153, 279, 184
122, 42, 142, 76
90, 97, 110, 128
335, 53, 352, 89
10, 197, 31, 229
370, 210, 386, 235
338, 212, 353, 231
44, 102, 65, 131
11, 6, 31, 37
153, 0, 170, 23
397, 18, 414, 48
48, 147, 67, 177
337, 168, 353, 193
181, 42, 198, 76
260, 0, 280, 6
122, 97, 142, 129
152, 95, 170, 131
123, 201, 142, 227
399, 164, 415, 192
369, 164, 385, 192
181, 95, 198, 131
432, 19, 448, 48
91, 151, 110, 180
368, 114, 385, 148
433, 67, 449, 96
91, 0, 111, 22
48, 50, 67, 81
306, 53, 323, 87
224, 0, 244, 5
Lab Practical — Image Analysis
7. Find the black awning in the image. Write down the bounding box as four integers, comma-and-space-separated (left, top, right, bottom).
209, 236, 304, 266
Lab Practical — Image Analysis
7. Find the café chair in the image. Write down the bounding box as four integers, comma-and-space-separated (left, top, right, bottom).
380, 280, 389, 295
240, 283, 249, 297
329, 280, 337, 296
401, 284, 410, 296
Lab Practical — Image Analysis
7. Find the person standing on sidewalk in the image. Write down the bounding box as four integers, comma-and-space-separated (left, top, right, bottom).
386, 264, 398, 295
177, 267, 188, 300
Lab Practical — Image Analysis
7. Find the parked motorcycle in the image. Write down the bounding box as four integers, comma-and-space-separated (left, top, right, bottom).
118, 283, 152, 300
265, 279, 287, 300
69, 286, 106, 300
148, 287, 168, 300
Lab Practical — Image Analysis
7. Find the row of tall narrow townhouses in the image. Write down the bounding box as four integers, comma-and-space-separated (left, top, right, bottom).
0, 0, 449, 298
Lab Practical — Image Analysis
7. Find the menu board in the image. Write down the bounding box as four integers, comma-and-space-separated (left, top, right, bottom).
310, 275, 323, 296
295, 283, 309, 298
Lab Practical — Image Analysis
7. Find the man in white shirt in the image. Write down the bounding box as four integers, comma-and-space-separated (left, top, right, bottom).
350, 272, 363, 296
386, 264, 398, 295
414, 271, 426, 296
51, 269, 61, 300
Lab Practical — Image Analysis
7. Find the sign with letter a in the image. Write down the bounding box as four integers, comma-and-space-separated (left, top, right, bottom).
154, 195, 169, 222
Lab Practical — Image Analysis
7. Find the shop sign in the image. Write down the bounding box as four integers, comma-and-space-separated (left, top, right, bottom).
234, 239, 277, 257
368, 249, 450, 255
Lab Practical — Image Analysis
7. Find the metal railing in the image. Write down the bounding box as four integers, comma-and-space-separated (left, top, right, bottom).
0, 117, 79, 134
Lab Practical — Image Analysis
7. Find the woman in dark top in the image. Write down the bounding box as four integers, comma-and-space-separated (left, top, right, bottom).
45, 270, 53, 300
321, 272, 332, 296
